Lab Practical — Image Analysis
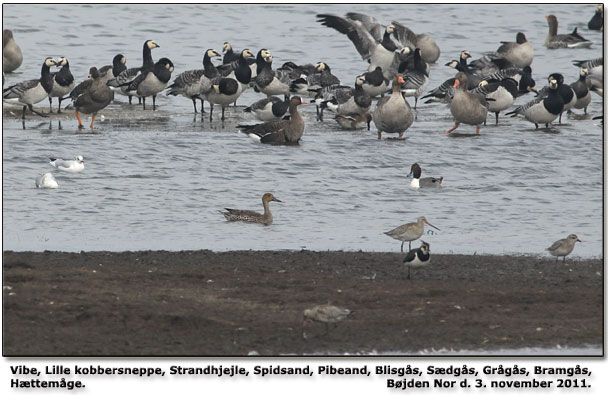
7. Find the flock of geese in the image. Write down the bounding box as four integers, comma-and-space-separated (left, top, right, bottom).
3, 5, 601, 337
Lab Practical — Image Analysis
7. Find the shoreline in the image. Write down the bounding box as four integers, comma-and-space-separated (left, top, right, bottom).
2, 250, 603, 356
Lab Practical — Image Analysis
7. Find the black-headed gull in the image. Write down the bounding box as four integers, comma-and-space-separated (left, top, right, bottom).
49, 155, 84, 173
35, 172, 58, 189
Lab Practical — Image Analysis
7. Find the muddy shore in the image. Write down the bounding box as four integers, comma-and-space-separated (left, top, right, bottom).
2, 250, 603, 356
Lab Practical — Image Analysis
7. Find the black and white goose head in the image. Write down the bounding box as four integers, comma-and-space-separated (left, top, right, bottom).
206, 49, 221, 59
579, 67, 589, 79
113, 54, 126, 66
44, 57, 58, 68
56, 57, 69, 67
315, 62, 328, 72
146, 40, 160, 49
241, 49, 254, 60
355, 75, 366, 87
385, 24, 395, 35
445, 59, 459, 68
547, 73, 564, 86
548, 77, 558, 90
460, 50, 471, 61
222, 42, 232, 53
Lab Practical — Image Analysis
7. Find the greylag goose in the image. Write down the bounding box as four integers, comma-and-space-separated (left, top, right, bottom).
470, 78, 518, 125
107, 40, 159, 104
399, 48, 429, 109
373, 75, 413, 140
244, 96, 289, 121
238, 96, 306, 144
445, 72, 489, 134
49, 156, 84, 173
166, 48, 221, 113
547, 234, 581, 263
408, 163, 443, 189
35, 172, 58, 189
390, 21, 440, 63
569, 68, 591, 113
385, 216, 439, 252
302, 305, 351, 339
316, 13, 406, 80
402, 241, 431, 279
220, 193, 282, 225
335, 113, 372, 130
73, 67, 112, 128
48, 57, 75, 113
505, 76, 564, 128
123, 58, 174, 110
545, 15, 592, 49
2, 29, 23, 73
3, 57, 58, 119
588, 5, 603, 30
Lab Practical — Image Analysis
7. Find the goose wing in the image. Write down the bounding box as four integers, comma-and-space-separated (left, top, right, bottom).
391, 21, 417, 49
316, 14, 379, 61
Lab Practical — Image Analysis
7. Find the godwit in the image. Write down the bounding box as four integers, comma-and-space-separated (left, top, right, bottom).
385, 216, 439, 252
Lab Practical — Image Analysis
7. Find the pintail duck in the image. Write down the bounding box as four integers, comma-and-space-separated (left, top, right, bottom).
302, 305, 352, 339
588, 4, 603, 31
445, 72, 489, 134
3, 29, 23, 73
49, 156, 84, 173
547, 234, 581, 263
238, 96, 306, 144
373, 75, 413, 140
545, 15, 592, 49
384, 216, 439, 252
334, 113, 372, 130
35, 172, 58, 189
570, 68, 591, 114
48, 57, 75, 113
402, 241, 430, 279
3, 57, 58, 119
166, 48, 221, 113
107, 40, 159, 104
220, 193, 282, 225
505, 76, 563, 128
72, 67, 113, 128
408, 163, 443, 189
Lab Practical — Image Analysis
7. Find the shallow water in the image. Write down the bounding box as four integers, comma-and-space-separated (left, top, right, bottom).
2, 4, 603, 256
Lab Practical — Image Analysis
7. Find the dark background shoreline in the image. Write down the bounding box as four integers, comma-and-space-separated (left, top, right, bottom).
2, 250, 603, 356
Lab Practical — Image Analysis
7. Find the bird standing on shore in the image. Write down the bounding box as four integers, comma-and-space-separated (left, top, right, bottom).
402, 241, 430, 279
302, 304, 352, 339
547, 234, 581, 263
385, 216, 439, 252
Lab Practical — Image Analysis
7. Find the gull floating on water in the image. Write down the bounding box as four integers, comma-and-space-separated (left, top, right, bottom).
49, 155, 84, 173
35, 172, 58, 189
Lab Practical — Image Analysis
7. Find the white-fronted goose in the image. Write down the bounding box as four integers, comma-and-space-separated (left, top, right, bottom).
107, 40, 159, 104
48, 57, 75, 113
238, 96, 306, 144
506, 76, 564, 128
408, 163, 443, 189
385, 216, 439, 252
244, 96, 289, 121
220, 193, 282, 225
73, 67, 113, 128
3, 57, 58, 119
49, 155, 84, 173
570, 68, 591, 113
588, 5, 603, 31
166, 48, 221, 112
391, 21, 440, 64
373, 75, 413, 140
3, 29, 23, 73
35, 172, 58, 189
402, 241, 431, 279
470, 77, 518, 125
124, 58, 174, 110
316, 13, 405, 80
445, 72, 489, 134
545, 15, 592, 49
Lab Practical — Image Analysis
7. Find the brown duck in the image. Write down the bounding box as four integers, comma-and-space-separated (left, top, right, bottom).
220, 193, 282, 225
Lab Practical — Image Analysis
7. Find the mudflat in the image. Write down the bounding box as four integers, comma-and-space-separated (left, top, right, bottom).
2, 250, 602, 356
